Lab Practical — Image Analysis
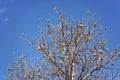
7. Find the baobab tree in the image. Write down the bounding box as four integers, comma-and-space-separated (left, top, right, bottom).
7, 8, 120, 80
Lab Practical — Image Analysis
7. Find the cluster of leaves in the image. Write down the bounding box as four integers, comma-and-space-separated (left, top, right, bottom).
7, 8, 120, 80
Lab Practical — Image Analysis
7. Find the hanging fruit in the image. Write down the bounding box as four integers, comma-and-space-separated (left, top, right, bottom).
60, 60, 64, 64
41, 45, 44, 48
78, 22, 85, 28
68, 25, 72, 30
93, 21, 97, 27
23, 75, 26, 80
76, 31, 80, 35
73, 51, 77, 55
38, 73, 42, 78
97, 50, 102, 54
37, 45, 41, 50
93, 53, 97, 57
98, 56, 103, 62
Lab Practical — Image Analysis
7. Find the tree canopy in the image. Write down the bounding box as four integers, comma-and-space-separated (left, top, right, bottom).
7, 8, 120, 80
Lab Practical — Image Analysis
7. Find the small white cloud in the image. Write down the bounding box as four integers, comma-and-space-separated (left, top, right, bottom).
3, 17, 8, 22
0, 7, 7, 14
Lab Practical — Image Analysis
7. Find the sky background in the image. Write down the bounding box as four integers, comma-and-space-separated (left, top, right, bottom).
0, 0, 120, 79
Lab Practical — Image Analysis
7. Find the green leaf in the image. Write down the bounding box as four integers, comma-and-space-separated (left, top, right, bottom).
19, 52, 23, 58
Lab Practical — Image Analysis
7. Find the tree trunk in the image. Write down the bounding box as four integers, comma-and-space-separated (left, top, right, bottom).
71, 62, 75, 80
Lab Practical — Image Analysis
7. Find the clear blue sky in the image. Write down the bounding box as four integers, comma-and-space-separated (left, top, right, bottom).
0, 0, 120, 79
